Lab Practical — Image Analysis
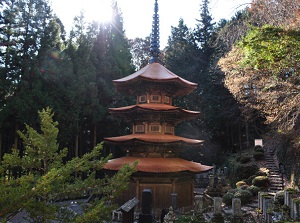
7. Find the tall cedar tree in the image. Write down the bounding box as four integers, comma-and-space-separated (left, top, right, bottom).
0, 0, 58, 158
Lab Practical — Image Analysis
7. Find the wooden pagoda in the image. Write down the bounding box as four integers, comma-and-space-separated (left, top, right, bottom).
103, 0, 212, 209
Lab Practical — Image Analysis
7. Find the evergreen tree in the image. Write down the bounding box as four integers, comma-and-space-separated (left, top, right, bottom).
129, 36, 151, 70
194, 0, 215, 70
0, 0, 58, 157
0, 108, 136, 222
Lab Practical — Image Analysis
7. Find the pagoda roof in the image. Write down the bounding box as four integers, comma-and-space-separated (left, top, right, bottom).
110, 103, 199, 113
109, 104, 199, 123
104, 134, 203, 145
103, 156, 213, 173
113, 62, 197, 96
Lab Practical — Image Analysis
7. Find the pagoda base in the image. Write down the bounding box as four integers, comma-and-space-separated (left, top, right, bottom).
115, 172, 195, 210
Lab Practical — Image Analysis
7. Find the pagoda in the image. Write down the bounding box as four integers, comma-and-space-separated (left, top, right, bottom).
103, 0, 212, 209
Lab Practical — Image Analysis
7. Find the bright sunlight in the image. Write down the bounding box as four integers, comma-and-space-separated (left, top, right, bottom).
85, 0, 112, 23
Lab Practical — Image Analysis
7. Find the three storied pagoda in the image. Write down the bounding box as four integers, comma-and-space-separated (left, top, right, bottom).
103, 0, 212, 209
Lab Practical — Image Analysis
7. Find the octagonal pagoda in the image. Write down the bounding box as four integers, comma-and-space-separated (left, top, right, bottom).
103, 0, 212, 209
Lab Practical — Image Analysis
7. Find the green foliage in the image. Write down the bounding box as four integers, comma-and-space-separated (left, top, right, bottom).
176, 214, 206, 223
239, 156, 251, 164
239, 25, 300, 74
223, 185, 259, 206
274, 190, 285, 205
235, 163, 259, 181
233, 189, 253, 204
254, 145, 264, 152
247, 185, 260, 196
223, 192, 234, 205
253, 151, 265, 160
0, 108, 136, 222
252, 176, 270, 188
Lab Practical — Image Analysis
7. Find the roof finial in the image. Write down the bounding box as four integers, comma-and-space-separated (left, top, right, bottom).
149, 0, 160, 64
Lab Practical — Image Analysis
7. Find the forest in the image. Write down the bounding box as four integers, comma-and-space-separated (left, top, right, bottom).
0, 0, 299, 221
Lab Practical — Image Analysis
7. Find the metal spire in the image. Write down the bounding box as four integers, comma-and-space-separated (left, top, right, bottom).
149, 0, 160, 64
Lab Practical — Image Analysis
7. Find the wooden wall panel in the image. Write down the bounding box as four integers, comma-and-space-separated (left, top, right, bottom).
139, 183, 172, 209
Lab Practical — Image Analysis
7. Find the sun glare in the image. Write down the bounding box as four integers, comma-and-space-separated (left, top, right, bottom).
85, 0, 112, 23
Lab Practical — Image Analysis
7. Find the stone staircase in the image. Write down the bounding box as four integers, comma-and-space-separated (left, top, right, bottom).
264, 146, 284, 193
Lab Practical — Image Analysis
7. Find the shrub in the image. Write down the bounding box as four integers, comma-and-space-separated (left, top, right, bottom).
235, 163, 259, 180
239, 156, 251, 164
254, 145, 264, 152
274, 191, 284, 205
223, 192, 234, 206
240, 185, 249, 190
252, 176, 270, 188
236, 181, 247, 188
247, 185, 260, 196
253, 152, 265, 160
255, 170, 268, 176
286, 187, 298, 194
234, 189, 253, 204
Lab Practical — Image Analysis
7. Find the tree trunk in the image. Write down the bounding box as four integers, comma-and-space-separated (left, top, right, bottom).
0, 132, 2, 161
75, 133, 79, 158
93, 124, 97, 148
245, 120, 249, 150
239, 122, 242, 151
14, 124, 18, 149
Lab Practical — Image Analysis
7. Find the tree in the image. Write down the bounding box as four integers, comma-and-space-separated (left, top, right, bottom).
0, 0, 60, 161
219, 26, 300, 137
249, 0, 300, 28
0, 107, 136, 222
129, 36, 151, 70
193, 0, 215, 70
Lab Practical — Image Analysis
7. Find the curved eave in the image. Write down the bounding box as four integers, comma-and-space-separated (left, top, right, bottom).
104, 134, 203, 145
103, 157, 213, 173
109, 104, 200, 115
113, 63, 197, 96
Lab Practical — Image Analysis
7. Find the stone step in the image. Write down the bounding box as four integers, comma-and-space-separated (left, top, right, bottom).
269, 179, 282, 182
268, 174, 281, 179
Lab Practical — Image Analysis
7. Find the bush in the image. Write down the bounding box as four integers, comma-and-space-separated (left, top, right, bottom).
286, 187, 298, 194
239, 156, 251, 164
236, 181, 247, 188
252, 176, 270, 188
240, 185, 249, 190
247, 185, 260, 196
274, 191, 284, 205
254, 145, 264, 152
253, 151, 265, 160
223, 192, 234, 206
255, 170, 268, 176
235, 163, 259, 180
234, 189, 253, 204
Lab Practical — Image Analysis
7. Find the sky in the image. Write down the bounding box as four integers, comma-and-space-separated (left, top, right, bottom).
50, 0, 250, 48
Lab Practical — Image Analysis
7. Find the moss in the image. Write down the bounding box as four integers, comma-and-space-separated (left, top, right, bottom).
293, 198, 300, 204
286, 187, 298, 194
